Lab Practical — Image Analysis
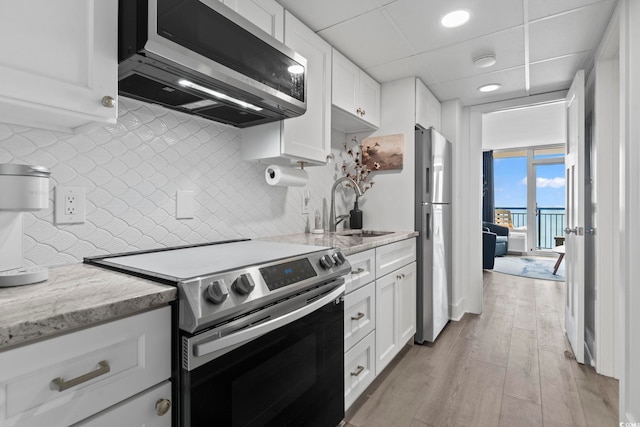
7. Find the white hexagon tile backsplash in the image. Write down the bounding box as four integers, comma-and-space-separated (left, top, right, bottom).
0, 98, 338, 267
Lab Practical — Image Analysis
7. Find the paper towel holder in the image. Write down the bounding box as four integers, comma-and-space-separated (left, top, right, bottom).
0, 164, 51, 287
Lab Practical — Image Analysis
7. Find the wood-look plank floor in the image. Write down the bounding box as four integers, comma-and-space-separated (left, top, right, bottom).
344, 271, 619, 427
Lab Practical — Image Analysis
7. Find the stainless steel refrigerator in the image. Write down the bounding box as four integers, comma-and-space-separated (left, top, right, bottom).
415, 127, 452, 343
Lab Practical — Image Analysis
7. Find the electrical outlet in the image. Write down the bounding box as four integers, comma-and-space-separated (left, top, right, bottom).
65, 195, 77, 215
55, 186, 86, 224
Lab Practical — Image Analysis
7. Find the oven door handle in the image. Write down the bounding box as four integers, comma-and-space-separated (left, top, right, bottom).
193, 284, 345, 358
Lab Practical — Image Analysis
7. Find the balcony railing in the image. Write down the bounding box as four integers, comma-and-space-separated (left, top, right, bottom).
495, 207, 566, 250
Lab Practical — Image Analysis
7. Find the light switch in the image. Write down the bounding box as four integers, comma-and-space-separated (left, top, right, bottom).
176, 191, 194, 219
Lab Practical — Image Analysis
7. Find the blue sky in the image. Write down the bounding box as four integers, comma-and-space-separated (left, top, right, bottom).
494, 157, 565, 208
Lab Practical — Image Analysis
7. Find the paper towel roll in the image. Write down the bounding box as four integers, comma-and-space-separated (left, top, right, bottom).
265, 165, 308, 187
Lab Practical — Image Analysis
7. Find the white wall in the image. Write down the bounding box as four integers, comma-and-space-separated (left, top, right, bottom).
620, 0, 640, 421
441, 99, 467, 320
357, 77, 416, 231
0, 98, 336, 267
482, 101, 566, 150
589, 1, 621, 380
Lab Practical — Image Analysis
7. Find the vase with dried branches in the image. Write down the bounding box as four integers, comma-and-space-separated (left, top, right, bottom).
341, 136, 379, 229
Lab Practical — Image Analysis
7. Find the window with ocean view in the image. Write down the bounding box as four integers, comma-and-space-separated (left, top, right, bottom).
494, 147, 565, 250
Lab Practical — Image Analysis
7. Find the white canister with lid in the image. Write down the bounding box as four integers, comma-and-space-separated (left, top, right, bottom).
0, 164, 50, 210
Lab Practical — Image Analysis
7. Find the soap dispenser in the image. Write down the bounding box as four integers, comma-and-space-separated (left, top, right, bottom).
349, 198, 362, 230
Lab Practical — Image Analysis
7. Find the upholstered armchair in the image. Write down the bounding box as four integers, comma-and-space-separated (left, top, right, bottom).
482, 222, 509, 269
483, 229, 497, 269
483, 222, 509, 255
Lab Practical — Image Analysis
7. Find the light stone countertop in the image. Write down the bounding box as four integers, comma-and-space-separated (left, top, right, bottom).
0, 263, 176, 351
261, 230, 419, 255
0, 230, 416, 352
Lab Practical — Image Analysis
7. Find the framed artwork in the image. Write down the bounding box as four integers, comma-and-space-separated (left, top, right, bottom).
362, 134, 404, 171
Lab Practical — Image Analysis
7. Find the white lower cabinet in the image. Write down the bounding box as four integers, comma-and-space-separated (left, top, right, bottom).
376, 262, 417, 375
375, 271, 399, 375
0, 306, 171, 427
74, 381, 172, 427
343, 239, 416, 409
398, 263, 417, 345
344, 331, 375, 410
344, 281, 376, 355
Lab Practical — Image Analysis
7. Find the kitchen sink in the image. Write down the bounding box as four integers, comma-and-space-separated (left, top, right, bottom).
337, 230, 394, 237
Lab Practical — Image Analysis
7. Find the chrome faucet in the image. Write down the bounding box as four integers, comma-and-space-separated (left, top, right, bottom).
329, 177, 363, 232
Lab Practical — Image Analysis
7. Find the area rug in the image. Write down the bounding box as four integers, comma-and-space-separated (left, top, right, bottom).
492, 256, 565, 281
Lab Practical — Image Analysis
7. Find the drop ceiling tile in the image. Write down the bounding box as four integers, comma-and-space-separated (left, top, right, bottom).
529, 1, 613, 62
529, 51, 592, 95
529, 0, 614, 21
385, 0, 523, 54
366, 56, 438, 85
428, 67, 526, 106
318, 9, 414, 69
415, 26, 525, 85
276, 0, 395, 32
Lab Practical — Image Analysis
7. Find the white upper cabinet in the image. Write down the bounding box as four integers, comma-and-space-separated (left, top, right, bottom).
0, 0, 118, 133
415, 78, 442, 131
241, 11, 332, 165
331, 49, 380, 133
219, 0, 284, 41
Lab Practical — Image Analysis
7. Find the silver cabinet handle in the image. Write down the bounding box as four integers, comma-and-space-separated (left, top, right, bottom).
156, 399, 172, 416
351, 312, 365, 321
351, 267, 365, 275
51, 360, 110, 392
101, 96, 116, 108
351, 365, 365, 376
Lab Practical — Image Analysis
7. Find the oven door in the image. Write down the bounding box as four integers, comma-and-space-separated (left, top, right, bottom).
181, 284, 345, 427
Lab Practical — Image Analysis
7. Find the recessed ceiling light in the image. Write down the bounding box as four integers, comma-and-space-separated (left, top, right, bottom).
478, 83, 502, 93
441, 10, 470, 28
473, 54, 497, 68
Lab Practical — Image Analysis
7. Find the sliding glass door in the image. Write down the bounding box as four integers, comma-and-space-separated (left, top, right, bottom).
495, 146, 565, 254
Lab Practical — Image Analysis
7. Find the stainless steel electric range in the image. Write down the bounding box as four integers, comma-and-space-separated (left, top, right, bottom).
86, 239, 350, 427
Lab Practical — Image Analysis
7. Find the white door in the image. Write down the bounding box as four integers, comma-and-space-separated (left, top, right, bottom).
564, 70, 586, 364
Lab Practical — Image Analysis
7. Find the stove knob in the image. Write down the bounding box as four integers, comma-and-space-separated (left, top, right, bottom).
332, 251, 346, 266
319, 254, 334, 270
232, 274, 255, 295
206, 280, 229, 304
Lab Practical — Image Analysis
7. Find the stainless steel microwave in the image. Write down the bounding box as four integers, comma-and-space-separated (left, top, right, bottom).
118, 0, 307, 128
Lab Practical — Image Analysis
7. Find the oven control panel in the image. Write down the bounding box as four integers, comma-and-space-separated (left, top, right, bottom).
178, 248, 350, 333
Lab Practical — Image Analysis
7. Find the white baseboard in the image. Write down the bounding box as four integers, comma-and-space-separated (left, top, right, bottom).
449, 297, 466, 321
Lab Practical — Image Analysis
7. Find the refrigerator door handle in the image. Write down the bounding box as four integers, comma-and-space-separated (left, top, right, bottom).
426, 167, 430, 198
426, 212, 431, 240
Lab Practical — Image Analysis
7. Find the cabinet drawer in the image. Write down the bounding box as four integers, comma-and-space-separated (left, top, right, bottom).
74, 381, 172, 427
375, 239, 416, 278
0, 307, 171, 427
344, 331, 375, 410
344, 282, 375, 351
344, 249, 375, 293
